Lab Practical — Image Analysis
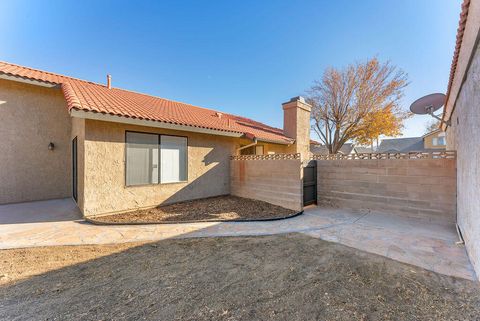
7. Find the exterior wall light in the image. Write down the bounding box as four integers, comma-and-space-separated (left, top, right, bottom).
48, 142, 55, 151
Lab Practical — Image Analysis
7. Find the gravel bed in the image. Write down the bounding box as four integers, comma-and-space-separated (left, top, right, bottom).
92, 195, 297, 224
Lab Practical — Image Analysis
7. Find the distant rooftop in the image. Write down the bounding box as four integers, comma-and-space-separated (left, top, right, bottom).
377, 137, 425, 153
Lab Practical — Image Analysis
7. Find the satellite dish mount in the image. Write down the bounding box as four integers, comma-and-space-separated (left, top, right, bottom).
409, 93, 451, 127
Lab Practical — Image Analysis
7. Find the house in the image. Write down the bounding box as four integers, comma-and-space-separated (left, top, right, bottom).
0, 61, 312, 217
377, 129, 446, 153
310, 141, 372, 155
310, 141, 355, 155
353, 146, 373, 154
422, 129, 447, 150
440, 0, 480, 278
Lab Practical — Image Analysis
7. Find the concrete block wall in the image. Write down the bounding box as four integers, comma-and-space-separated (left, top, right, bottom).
230, 159, 303, 211
317, 159, 456, 223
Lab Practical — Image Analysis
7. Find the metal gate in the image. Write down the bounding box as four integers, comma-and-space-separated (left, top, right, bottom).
303, 160, 317, 206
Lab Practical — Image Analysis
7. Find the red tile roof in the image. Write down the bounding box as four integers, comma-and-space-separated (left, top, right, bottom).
443, 0, 470, 122
0, 61, 294, 145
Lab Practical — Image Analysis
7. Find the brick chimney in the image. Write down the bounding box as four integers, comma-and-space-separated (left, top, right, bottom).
282, 96, 311, 159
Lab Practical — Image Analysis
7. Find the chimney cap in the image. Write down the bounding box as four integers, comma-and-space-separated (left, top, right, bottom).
290, 96, 305, 103
282, 96, 306, 105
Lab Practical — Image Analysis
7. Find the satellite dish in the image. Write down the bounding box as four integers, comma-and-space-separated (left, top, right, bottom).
410, 93, 446, 115
409, 93, 450, 127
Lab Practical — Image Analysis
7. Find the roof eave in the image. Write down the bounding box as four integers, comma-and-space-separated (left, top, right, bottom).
0, 73, 59, 88
70, 109, 244, 138
442, 0, 475, 130
256, 137, 294, 145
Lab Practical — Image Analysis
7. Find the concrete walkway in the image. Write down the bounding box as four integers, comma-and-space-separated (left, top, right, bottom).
0, 198, 475, 280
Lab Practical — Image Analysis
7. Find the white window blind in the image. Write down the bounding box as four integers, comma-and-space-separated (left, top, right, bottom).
160, 136, 187, 183
126, 132, 159, 186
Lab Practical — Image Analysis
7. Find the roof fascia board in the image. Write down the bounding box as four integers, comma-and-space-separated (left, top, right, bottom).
421, 129, 441, 138
256, 138, 292, 145
0, 73, 58, 88
70, 109, 244, 138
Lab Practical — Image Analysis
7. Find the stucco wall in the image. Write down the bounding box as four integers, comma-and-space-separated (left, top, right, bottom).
82, 119, 241, 216
446, 42, 480, 278
282, 98, 311, 160
317, 159, 456, 223
0, 79, 72, 204
230, 159, 303, 211
236, 138, 291, 155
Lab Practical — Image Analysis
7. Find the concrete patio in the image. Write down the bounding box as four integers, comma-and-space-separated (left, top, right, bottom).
0, 198, 475, 280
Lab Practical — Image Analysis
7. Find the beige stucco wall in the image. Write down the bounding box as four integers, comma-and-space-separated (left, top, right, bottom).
282, 98, 311, 160
230, 159, 303, 211
317, 159, 456, 223
0, 79, 72, 204
446, 41, 480, 279
423, 131, 446, 149
236, 138, 291, 155
81, 119, 244, 216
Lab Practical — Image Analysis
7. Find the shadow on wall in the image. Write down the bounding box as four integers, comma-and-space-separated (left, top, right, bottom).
81, 120, 239, 215
161, 146, 231, 205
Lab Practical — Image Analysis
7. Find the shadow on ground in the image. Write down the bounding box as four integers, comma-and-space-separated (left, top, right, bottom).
0, 233, 479, 321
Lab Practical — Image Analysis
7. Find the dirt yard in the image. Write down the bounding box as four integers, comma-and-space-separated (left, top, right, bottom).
1, 234, 479, 320
92, 195, 296, 223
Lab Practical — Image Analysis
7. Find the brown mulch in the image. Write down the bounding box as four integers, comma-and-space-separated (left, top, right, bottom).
92, 195, 297, 224
1, 234, 479, 320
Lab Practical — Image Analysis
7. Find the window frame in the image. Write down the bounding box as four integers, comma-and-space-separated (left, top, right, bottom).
124, 130, 188, 187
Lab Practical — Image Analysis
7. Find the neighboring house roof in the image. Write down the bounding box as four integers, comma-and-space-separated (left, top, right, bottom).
310, 144, 329, 155
377, 137, 426, 153
354, 147, 373, 154
0, 61, 294, 145
310, 143, 355, 155
339, 143, 355, 155
422, 128, 443, 138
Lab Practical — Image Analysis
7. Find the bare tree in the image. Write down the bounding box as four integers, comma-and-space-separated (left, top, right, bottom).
306, 58, 408, 154
425, 120, 441, 134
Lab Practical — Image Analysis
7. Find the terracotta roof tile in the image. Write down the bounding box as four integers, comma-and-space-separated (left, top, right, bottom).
445, 0, 470, 107
0, 61, 294, 144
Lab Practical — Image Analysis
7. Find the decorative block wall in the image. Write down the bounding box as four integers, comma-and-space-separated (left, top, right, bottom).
230, 156, 303, 211
316, 157, 456, 223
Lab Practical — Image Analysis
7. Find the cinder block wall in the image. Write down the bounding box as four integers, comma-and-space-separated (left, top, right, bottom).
230, 159, 303, 211
317, 159, 456, 223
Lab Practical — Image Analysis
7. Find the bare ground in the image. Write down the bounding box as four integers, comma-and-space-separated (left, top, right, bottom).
92, 195, 296, 223
0, 234, 479, 321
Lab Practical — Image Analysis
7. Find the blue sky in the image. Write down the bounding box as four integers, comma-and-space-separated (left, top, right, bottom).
0, 0, 460, 140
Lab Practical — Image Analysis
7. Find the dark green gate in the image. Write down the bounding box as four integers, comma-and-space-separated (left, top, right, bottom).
303, 160, 317, 206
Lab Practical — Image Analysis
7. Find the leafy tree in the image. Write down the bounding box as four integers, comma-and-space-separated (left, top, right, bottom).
352, 106, 407, 149
306, 58, 409, 154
